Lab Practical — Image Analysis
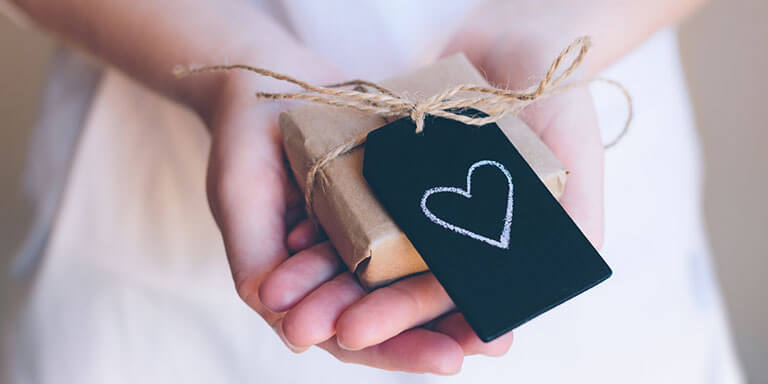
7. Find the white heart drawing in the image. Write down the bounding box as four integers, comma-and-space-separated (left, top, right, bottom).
420, 160, 514, 249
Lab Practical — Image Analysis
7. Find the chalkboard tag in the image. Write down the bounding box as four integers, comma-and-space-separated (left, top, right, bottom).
362, 110, 612, 342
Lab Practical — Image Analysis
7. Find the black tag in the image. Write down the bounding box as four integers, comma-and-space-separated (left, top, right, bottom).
362, 110, 611, 342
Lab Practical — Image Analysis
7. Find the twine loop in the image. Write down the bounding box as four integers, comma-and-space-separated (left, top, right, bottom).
175, 36, 633, 223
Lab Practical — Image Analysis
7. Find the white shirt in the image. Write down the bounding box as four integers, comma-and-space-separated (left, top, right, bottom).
2, 1, 744, 383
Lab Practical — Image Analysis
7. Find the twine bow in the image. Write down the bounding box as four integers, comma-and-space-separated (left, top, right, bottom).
175, 36, 632, 222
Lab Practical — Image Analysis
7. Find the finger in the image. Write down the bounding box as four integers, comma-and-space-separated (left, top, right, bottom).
259, 241, 344, 312
521, 89, 604, 247
286, 219, 324, 253
281, 272, 365, 348
208, 102, 288, 318
432, 312, 514, 357
335, 273, 454, 351
318, 330, 464, 375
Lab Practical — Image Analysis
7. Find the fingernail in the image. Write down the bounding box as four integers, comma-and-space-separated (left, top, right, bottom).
336, 337, 358, 351
276, 320, 304, 353
281, 334, 302, 352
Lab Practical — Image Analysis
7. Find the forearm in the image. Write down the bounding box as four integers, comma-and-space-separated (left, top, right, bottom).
464, 0, 705, 75
12, 0, 305, 119
541, 0, 704, 73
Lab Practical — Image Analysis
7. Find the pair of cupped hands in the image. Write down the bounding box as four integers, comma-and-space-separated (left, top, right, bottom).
202, 28, 604, 375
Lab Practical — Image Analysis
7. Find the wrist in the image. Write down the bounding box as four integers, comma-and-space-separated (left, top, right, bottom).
457, 1, 605, 81
198, 45, 345, 129
479, 32, 585, 89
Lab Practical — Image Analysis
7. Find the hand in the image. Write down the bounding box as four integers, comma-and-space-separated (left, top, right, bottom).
205, 49, 513, 374
256, 28, 604, 375
443, 29, 605, 247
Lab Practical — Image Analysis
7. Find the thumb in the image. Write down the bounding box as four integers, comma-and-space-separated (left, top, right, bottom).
520, 88, 605, 248
207, 100, 290, 321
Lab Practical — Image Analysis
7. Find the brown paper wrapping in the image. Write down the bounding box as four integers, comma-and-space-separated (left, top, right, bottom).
281, 54, 567, 288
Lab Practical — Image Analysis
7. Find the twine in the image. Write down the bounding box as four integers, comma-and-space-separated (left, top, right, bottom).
175, 36, 633, 222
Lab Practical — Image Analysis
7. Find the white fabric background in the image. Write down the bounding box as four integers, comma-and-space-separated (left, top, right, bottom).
2, 1, 744, 383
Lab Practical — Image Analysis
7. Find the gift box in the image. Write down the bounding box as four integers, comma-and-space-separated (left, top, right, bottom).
280, 54, 567, 288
